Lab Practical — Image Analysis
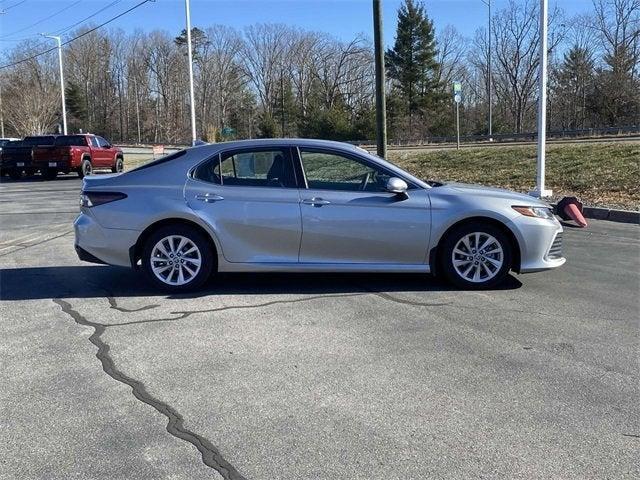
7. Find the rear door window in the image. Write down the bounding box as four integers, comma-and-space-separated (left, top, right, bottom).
193, 148, 296, 188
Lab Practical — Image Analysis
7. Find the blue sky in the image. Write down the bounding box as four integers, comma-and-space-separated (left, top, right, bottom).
0, 0, 594, 52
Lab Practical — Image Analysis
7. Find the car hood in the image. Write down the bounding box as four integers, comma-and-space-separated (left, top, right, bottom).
442, 182, 549, 206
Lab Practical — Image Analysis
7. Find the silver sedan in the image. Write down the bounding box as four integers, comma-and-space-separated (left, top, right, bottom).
74, 139, 565, 291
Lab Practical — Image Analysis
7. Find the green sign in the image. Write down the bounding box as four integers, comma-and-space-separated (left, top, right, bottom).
453, 81, 462, 94
221, 126, 236, 137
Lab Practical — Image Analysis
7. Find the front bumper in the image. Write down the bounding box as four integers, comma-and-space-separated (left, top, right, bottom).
507, 215, 566, 273
74, 211, 140, 267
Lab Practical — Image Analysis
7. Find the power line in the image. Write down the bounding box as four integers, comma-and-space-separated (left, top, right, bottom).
0, 0, 83, 39
55, 0, 123, 36
0, 0, 153, 70
0, 0, 28, 12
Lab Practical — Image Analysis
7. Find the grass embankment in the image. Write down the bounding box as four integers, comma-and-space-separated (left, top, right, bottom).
124, 153, 155, 170
390, 143, 639, 210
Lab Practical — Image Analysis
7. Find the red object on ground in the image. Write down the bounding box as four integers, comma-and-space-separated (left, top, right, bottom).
564, 203, 588, 227
555, 196, 588, 228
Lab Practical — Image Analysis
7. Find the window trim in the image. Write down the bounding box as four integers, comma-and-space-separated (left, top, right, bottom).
190, 145, 299, 189
294, 146, 417, 192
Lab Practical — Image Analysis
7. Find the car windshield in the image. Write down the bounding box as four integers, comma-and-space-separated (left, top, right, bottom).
54, 135, 87, 146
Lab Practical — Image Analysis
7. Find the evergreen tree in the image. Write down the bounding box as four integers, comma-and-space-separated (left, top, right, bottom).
174, 27, 209, 60
552, 46, 595, 129
65, 82, 88, 131
386, 0, 440, 136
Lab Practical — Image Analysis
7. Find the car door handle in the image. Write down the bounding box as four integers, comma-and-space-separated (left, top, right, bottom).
195, 193, 224, 203
302, 197, 330, 206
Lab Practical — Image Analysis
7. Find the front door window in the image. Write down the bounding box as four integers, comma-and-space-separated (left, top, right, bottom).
299, 149, 392, 192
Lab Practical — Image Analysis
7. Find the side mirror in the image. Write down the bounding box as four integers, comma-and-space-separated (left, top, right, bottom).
386, 177, 408, 194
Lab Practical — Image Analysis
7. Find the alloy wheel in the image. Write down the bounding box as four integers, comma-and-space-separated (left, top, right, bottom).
451, 232, 504, 283
150, 235, 202, 286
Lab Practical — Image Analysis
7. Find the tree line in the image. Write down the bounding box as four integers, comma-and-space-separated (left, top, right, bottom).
0, 0, 638, 145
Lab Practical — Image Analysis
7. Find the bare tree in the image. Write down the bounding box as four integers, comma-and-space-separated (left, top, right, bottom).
3, 43, 58, 135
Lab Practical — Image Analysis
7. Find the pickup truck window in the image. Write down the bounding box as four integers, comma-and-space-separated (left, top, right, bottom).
54, 135, 88, 146
89, 136, 100, 148
97, 137, 110, 148
23, 136, 57, 146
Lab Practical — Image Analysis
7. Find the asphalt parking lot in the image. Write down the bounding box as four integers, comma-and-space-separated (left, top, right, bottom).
0, 174, 638, 479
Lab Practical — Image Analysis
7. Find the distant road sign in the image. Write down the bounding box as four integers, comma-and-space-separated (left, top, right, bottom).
454, 93, 462, 103
453, 81, 462, 94
152, 145, 164, 156
221, 127, 236, 137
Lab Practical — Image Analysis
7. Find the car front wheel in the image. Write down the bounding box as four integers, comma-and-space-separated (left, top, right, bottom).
141, 225, 214, 292
441, 221, 512, 289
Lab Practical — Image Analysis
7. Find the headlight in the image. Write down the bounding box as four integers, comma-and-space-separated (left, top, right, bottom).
512, 205, 555, 220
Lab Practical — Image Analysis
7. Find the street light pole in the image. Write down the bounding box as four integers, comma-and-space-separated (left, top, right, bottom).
184, 0, 197, 146
373, 0, 387, 158
530, 0, 552, 198
0, 81, 5, 138
42, 34, 68, 135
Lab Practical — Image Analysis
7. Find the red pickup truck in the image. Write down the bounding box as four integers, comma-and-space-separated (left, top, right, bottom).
36, 134, 124, 179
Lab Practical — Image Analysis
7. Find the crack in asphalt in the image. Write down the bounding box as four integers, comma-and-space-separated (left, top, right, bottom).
107, 292, 366, 327
369, 290, 453, 307
52, 298, 247, 480
106, 296, 160, 313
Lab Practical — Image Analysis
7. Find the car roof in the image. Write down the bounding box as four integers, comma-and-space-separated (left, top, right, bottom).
198, 138, 360, 152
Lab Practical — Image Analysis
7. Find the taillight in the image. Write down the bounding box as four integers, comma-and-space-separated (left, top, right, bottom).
80, 191, 127, 208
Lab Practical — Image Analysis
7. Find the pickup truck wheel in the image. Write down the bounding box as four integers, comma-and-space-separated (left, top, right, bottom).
78, 159, 92, 178
112, 157, 124, 173
43, 168, 58, 180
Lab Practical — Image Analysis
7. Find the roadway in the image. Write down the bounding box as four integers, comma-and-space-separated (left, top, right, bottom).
0, 175, 638, 479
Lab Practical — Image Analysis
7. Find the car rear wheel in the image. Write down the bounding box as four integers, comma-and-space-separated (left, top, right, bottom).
441, 221, 512, 289
141, 225, 214, 292
112, 157, 124, 173
78, 159, 92, 178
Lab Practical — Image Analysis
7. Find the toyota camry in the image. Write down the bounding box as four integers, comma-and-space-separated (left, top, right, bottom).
74, 139, 565, 291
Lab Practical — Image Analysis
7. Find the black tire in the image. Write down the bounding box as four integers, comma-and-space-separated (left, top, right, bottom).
440, 221, 513, 289
8, 169, 23, 180
43, 168, 58, 180
141, 224, 214, 292
78, 158, 92, 178
111, 156, 124, 173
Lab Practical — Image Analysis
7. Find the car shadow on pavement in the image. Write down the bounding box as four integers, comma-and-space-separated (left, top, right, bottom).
0, 265, 522, 301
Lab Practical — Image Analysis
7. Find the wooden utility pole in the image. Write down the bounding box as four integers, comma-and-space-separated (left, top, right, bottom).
373, 0, 387, 158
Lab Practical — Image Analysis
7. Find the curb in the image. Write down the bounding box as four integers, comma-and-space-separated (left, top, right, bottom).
551, 203, 639, 224
582, 206, 639, 224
